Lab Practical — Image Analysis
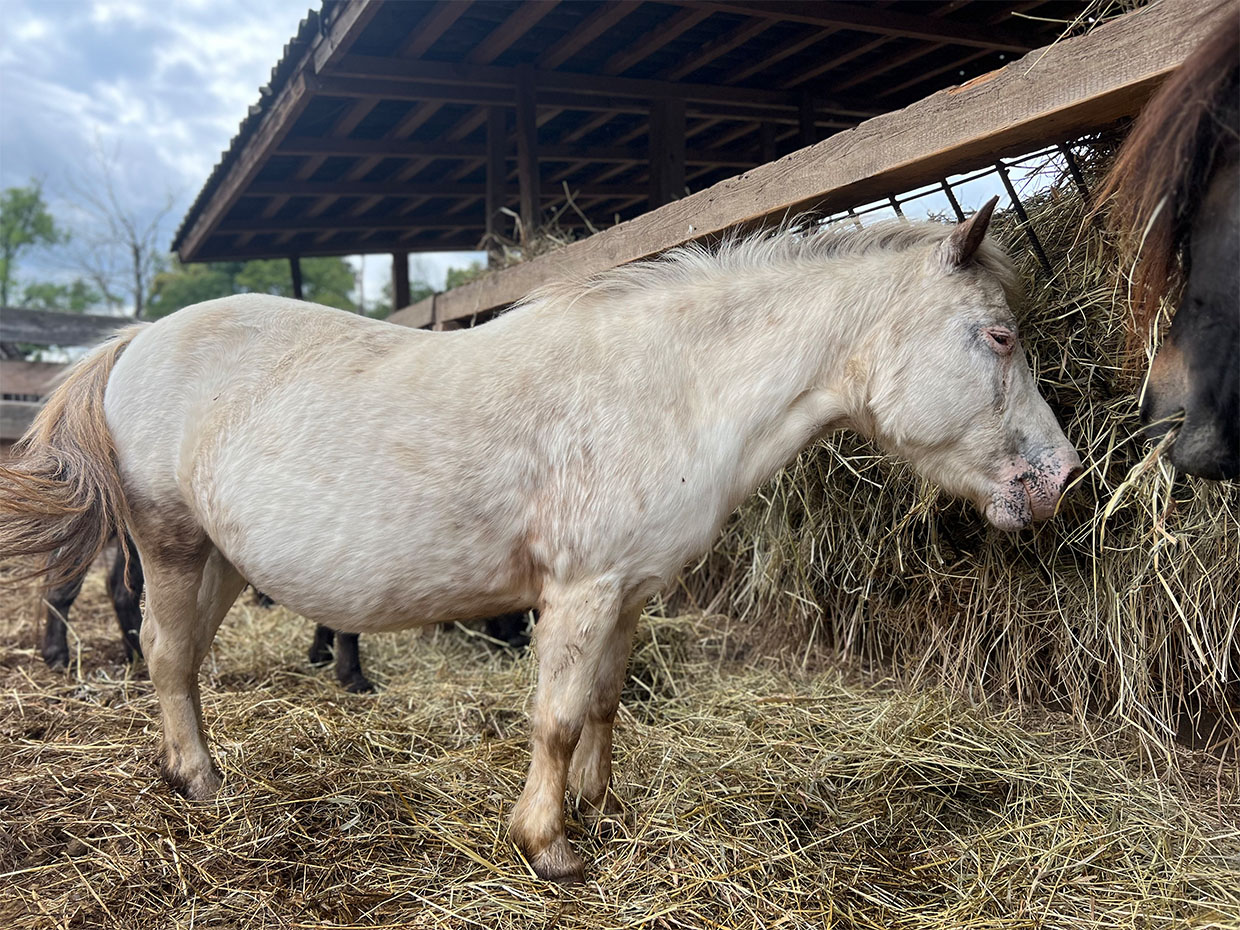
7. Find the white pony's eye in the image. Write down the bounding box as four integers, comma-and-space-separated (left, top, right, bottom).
982, 326, 1016, 357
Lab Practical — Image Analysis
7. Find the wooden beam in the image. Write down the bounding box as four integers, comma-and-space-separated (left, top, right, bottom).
0, 360, 64, 397
312, 0, 382, 73
603, 6, 711, 76
538, 2, 634, 70
0, 308, 133, 346
326, 55, 876, 117
396, 1, 471, 58
290, 256, 304, 300
469, 1, 558, 65
193, 237, 486, 264
684, 1, 1038, 52
277, 136, 760, 167
649, 99, 686, 208
515, 65, 541, 239
0, 400, 40, 442
486, 106, 507, 251
245, 179, 652, 200
395, 0, 1211, 327
222, 216, 483, 234
666, 16, 774, 81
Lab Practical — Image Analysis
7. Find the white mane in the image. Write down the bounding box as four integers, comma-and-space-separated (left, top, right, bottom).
513, 219, 1021, 314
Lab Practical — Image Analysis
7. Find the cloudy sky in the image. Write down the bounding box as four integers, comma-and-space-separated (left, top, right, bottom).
0, 0, 482, 302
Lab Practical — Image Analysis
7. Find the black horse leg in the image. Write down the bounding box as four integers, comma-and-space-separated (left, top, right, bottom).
107, 535, 144, 662
42, 567, 86, 669
334, 633, 374, 693
484, 611, 533, 649
308, 624, 335, 666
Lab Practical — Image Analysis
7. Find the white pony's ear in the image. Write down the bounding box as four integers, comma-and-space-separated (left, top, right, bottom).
937, 195, 999, 270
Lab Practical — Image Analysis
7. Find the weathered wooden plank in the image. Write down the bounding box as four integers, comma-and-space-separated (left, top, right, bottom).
0, 307, 133, 346
0, 360, 65, 397
427, 0, 1214, 324
389, 295, 435, 329
0, 400, 41, 441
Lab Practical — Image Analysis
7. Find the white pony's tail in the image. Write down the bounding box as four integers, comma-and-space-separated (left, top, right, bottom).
0, 326, 143, 585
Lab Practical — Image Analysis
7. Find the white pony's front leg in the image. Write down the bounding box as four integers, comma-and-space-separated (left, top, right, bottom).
510, 579, 624, 882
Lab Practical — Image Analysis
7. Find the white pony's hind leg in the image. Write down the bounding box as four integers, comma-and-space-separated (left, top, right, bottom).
567, 603, 641, 821
140, 544, 245, 800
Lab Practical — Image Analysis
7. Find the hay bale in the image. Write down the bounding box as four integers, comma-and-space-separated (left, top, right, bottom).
676, 145, 1239, 745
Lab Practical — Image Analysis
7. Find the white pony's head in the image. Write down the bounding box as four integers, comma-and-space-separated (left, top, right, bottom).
859, 198, 1082, 531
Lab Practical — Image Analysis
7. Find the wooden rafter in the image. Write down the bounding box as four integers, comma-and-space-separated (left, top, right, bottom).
396, 0, 1212, 326
682, 0, 1039, 51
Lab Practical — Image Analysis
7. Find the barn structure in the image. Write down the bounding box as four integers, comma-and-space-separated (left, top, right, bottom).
0, 0, 1220, 425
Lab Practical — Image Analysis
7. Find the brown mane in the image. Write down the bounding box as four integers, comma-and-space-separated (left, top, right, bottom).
1094, 4, 1239, 335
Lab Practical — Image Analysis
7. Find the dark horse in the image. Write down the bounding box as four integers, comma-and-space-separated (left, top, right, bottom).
42, 541, 531, 691
1097, 9, 1239, 479
41, 537, 376, 692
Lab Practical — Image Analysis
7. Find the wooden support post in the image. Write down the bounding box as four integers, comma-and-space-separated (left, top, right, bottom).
514, 65, 540, 243
392, 251, 410, 311
289, 255, 304, 300
486, 106, 507, 265
759, 123, 777, 164
798, 93, 816, 149
648, 98, 686, 208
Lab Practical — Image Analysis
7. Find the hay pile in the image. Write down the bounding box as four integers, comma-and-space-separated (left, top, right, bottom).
1, 573, 1237, 929
676, 150, 1240, 746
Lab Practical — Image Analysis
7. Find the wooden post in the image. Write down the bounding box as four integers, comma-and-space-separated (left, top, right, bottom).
648, 98, 686, 208
486, 106, 507, 266
759, 123, 777, 165
289, 255, 304, 300
392, 251, 410, 311
514, 65, 540, 243
798, 93, 816, 149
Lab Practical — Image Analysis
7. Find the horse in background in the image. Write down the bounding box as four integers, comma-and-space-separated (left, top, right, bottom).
1096, 8, 1239, 479
40, 541, 531, 692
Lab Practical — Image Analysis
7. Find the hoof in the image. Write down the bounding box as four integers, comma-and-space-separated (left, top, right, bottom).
41, 647, 69, 670
342, 675, 376, 694
163, 759, 222, 801
308, 646, 332, 667
528, 836, 585, 884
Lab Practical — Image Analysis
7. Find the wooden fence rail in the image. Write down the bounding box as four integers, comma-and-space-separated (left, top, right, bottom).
0, 307, 134, 442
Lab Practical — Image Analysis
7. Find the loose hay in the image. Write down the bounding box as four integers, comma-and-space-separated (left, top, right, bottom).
676, 148, 1240, 747
1, 572, 1237, 928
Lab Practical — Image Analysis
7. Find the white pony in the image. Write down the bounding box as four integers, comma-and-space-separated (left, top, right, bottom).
0, 199, 1080, 881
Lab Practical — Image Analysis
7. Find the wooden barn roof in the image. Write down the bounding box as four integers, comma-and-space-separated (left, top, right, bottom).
173, 0, 1095, 264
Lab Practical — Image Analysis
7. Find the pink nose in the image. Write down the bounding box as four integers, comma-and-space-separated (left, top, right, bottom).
1020, 453, 1083, 522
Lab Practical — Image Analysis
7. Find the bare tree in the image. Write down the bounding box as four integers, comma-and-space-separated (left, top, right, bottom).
65, 140, 176, 319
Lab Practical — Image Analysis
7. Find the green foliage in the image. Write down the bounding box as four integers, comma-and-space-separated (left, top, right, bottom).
444, 261, 486, 290
145, 257, 359, 320
0, 182, 66, 306
21, 279, 104, 313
